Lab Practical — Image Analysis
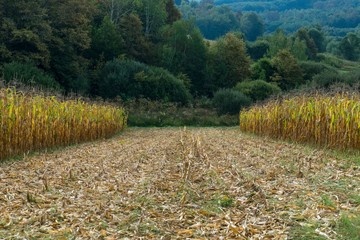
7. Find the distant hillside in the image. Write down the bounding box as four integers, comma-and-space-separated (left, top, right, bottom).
214, 0, 360, 36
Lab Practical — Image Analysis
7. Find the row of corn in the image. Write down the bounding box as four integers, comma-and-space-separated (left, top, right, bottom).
240, 93, 360, 150
0, 88, 127, 161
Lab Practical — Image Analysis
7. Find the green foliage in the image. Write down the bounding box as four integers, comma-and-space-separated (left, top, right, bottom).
208, 33, 251, 91
295, 28, 319, 60
240, 12, 264, 42
267, 29, 308, 61
0, 0, 52, 68
165, 0, 181, 24
215, 0, 360, 38
247, 40, 270, 61
180, 2, 241, 40
98, 59, 191, 104
159, 20, 207, 95
235, 80, 281, 102
311, 69, 360, 90
299, 61, 336, 81
213, 89, 251, 115
271, 49, 304, 90
218, 196, 233, 208
89, 16, 123, 61
119, 14, 153, 63
308, 28, 326, 53
47, 0, 95, 93
267, 30, 289, 57
339, 32, 360, 61
139, 0, 167, 37
251, 58, 276, 82
311, 70, 342, 89
2, 62, 61, 90
126, 98, 238, 127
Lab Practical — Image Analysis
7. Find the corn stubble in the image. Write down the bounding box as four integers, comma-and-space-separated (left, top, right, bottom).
240, 93, 360, 150
0, 88, 127, 161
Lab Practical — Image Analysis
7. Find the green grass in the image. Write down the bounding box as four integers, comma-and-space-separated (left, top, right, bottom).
337, 215, 360, 240
289, 224, 328, 240
321, 194, 335, 208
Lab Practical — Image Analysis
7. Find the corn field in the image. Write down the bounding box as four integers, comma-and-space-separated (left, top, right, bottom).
0, 88, 127, 161
240, 93, 360, 150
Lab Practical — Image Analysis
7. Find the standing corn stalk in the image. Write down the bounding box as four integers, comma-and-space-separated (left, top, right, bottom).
0, 88, 127, 161
240, 93, 360, 150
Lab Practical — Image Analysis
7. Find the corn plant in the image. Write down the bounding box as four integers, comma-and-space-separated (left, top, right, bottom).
0, 88, 127, 161
240, 93, 360, 150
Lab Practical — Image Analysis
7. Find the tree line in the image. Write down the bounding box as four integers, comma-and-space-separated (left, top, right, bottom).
0, 0, 359, 115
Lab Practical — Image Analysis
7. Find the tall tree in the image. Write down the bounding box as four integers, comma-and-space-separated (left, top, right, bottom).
46, 0, 95, 93
267, 29, 289, 57
159, 20, 207, 95
339, 32, 360, 61
140, 0, 167, 37
165, 0, 181, 24
97, 0, 139, 25
208, 32, 251, 91
271, 49, 303, 90
89, 16, 123, 61
0, 0, 52, 67
295, 28, 318, 60
240, 12, 264, 41
120, 14, 153, 63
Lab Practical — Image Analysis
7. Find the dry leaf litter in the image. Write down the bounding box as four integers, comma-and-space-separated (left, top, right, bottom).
0, 128, 359, 239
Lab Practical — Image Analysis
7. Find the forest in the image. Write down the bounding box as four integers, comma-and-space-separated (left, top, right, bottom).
213, 0, 360, 36
0, 0, 360, 123
1, 1, 360, 239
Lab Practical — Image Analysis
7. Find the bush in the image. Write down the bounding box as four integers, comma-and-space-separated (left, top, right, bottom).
235, 80, 281, 101
247, 40, 270, 60
251, 58, 276, 82
299, 61, 336, 81
311, 70, 342, 88
98, 59, 191, 104
2, 62, 61, 90
343, 70, 360, 88
125, 98, 239, 127
213, 89, 252, 115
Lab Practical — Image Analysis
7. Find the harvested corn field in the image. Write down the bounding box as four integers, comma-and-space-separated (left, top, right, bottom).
0, 128, 359, 239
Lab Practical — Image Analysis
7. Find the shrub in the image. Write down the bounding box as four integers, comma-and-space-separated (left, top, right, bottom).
251, 58, 276, 82
247, 40, 270, 60
299, 61, 336, 81
2, 62, 61, 90
213, 89, 252, 115
235, 80, 281, 101
98, 59, 191, 104
343, 70, 360, 88
311, 70, 342, 88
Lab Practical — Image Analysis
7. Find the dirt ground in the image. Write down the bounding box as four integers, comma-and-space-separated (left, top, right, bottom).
0, 127, 359, 239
